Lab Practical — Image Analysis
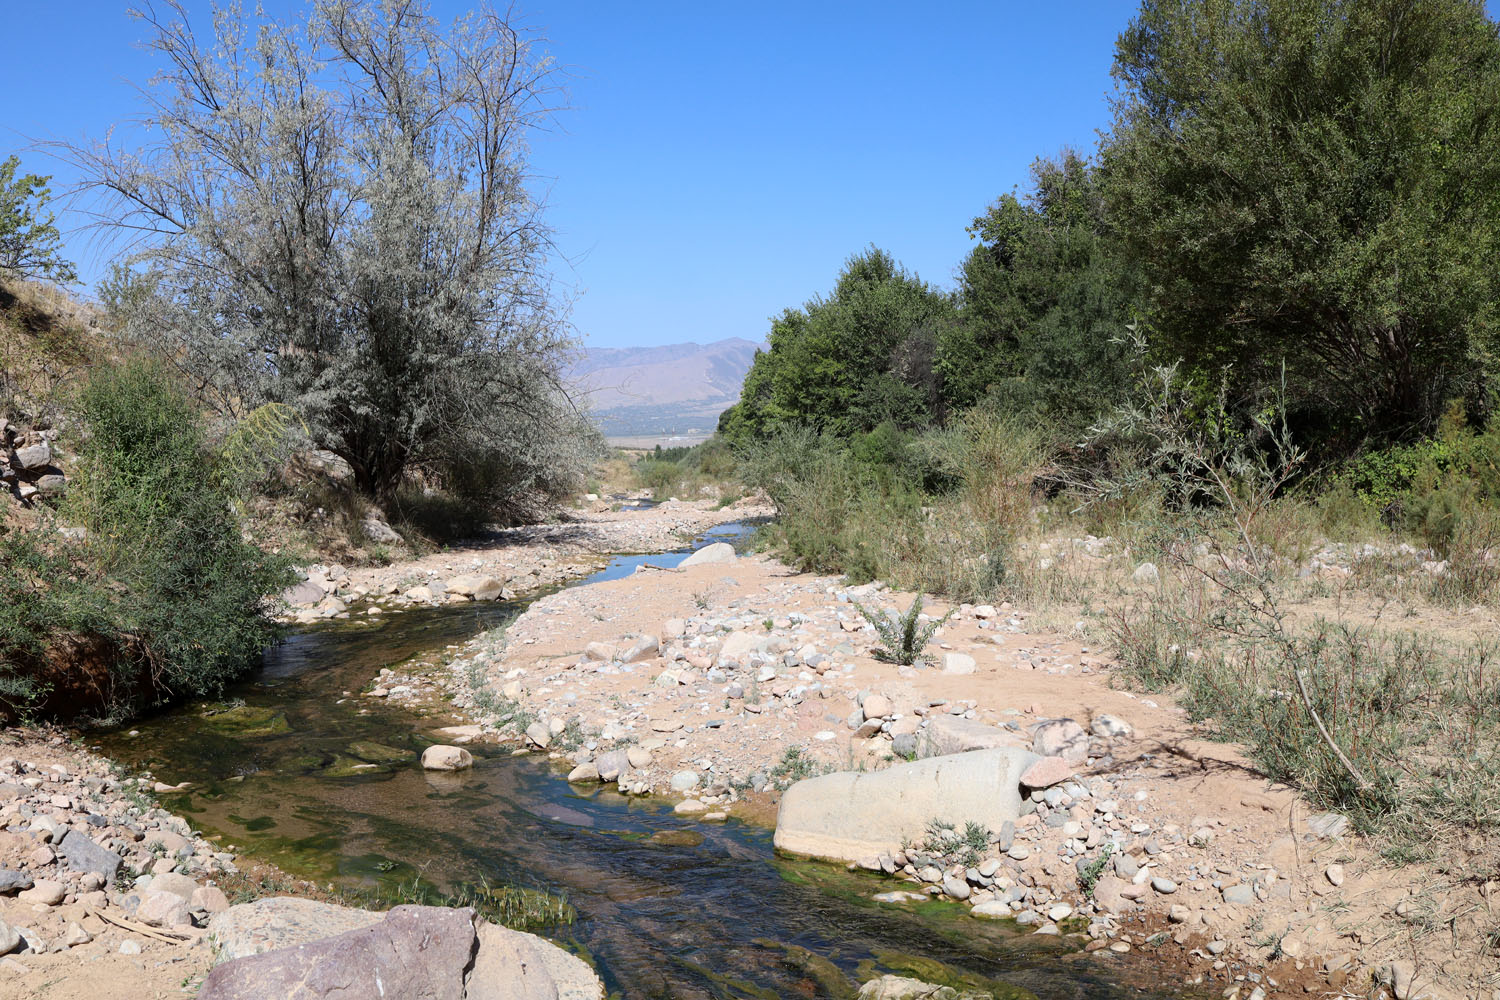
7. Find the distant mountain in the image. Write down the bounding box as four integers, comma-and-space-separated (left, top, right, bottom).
568, 338, 763, 437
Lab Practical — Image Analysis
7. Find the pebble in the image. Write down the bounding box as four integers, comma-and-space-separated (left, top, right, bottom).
18, 879, 65, 906
1151, 877, 1177, 894
1222, 884, 1255, 905
942, 875, 971, 900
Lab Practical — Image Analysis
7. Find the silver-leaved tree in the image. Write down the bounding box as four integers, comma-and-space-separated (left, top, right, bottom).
63, 0, 596, 517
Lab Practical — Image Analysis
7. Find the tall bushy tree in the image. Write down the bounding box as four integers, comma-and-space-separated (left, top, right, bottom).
941, 152, 1131, 432
66, 0, 593, 510
1102, 0, 1500, 447
0, 156, 74, 283
719, 248, 955, 442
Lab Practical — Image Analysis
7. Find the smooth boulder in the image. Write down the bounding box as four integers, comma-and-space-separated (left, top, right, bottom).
923, 716, 1027, 757
446, 575, 504, 601
201, 904, 475, 1000
773, 747, 1038, 863
202, 901, 602, 1000
467, 919, 603, 1000
679, 542, 735, 567
422, 745, 474, 771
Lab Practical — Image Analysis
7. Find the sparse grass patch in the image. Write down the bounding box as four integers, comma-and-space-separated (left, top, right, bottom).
1109, 568, 1500, 875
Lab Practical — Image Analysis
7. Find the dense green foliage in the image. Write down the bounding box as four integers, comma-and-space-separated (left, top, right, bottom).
0, 156, 74, 283
719, 249, 956, 443
941, 152, 1131, 431
0, 363, 291, 718
1104, 0, 1500, 446
723, 0, 1500, 561
630, 438, 740, 501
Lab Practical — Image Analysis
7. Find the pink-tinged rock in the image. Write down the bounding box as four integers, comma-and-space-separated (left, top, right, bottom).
136, 889, 192, 928
1092, 875, 1135, 915
1020, 756, 1075, 789
199, 905, 474, 1000
192, 886, 231, 914
17, 879, 64, 906
1031, 718, 1089, 764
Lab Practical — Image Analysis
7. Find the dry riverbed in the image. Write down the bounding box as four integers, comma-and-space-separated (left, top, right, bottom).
278, 496, 772, 623
412, 542, 1495, 1000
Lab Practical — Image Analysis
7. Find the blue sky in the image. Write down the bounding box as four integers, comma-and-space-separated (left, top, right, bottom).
1, 2, 1129, 349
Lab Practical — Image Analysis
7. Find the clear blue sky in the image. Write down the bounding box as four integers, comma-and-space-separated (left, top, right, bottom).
1, 1, 1130, 349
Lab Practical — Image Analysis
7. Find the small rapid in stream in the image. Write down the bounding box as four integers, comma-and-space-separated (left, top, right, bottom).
95, 524, 1176, 1000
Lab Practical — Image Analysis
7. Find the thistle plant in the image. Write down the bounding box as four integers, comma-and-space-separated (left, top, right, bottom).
849, 593, 953, 666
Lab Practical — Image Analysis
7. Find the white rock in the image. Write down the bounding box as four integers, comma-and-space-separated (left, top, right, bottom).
680, 542, 735, 567
940, 653, 976, 675
420, 745, 474, 771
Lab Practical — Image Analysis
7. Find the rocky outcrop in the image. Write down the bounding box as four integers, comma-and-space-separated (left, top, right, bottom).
772, 748, 1038, 863
201, 900, 602, 1000
1, 421, 67, 505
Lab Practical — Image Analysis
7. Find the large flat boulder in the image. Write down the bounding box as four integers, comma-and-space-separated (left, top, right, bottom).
204, 898, 603, 1000
773, 748, 1038, 863
209, 897, 384, 961
200, 904, 474, 1000
922, 716, 1028, 757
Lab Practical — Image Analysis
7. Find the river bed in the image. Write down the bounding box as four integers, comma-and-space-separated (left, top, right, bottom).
95, 527, 1177, 1000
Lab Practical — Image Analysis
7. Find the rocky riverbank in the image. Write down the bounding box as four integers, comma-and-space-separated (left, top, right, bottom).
0, 730, 606, 1000
276, 495, 771, 624
421, 543, 1492, 1000
0, 730, 237, 997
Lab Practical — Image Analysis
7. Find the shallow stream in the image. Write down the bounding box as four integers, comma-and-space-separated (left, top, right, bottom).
96, 525, 1174, 1000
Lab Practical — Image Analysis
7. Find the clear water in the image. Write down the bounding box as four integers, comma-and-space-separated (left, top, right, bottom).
94, 526, 1176, 1000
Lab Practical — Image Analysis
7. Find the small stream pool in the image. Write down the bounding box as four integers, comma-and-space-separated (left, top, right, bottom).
94, 524, 1177, 1000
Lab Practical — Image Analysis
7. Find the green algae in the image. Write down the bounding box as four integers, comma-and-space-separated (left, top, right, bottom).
347, 741, 413, 763
647, 829, 704, 847
752, 939, 856, 1000
198, 703, 290, 736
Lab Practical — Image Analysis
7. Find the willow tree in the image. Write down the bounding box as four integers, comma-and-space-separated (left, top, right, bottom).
64, 0, 594, 512
1102, 0, 1500, 448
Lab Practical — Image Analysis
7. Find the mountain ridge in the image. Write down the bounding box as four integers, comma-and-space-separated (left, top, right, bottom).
568, 337, 762, 437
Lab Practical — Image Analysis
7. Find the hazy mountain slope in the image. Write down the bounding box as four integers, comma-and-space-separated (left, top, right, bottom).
570, 338, 762, 436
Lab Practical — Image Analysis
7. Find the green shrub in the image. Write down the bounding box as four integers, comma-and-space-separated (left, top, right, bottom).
850, 594, 953, 666
738, 409, 1042, 602
0, 361, 293, 718
71, 361, 293, 701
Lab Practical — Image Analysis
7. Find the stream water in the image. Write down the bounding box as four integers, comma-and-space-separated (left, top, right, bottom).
95, 525, 1175, 1000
